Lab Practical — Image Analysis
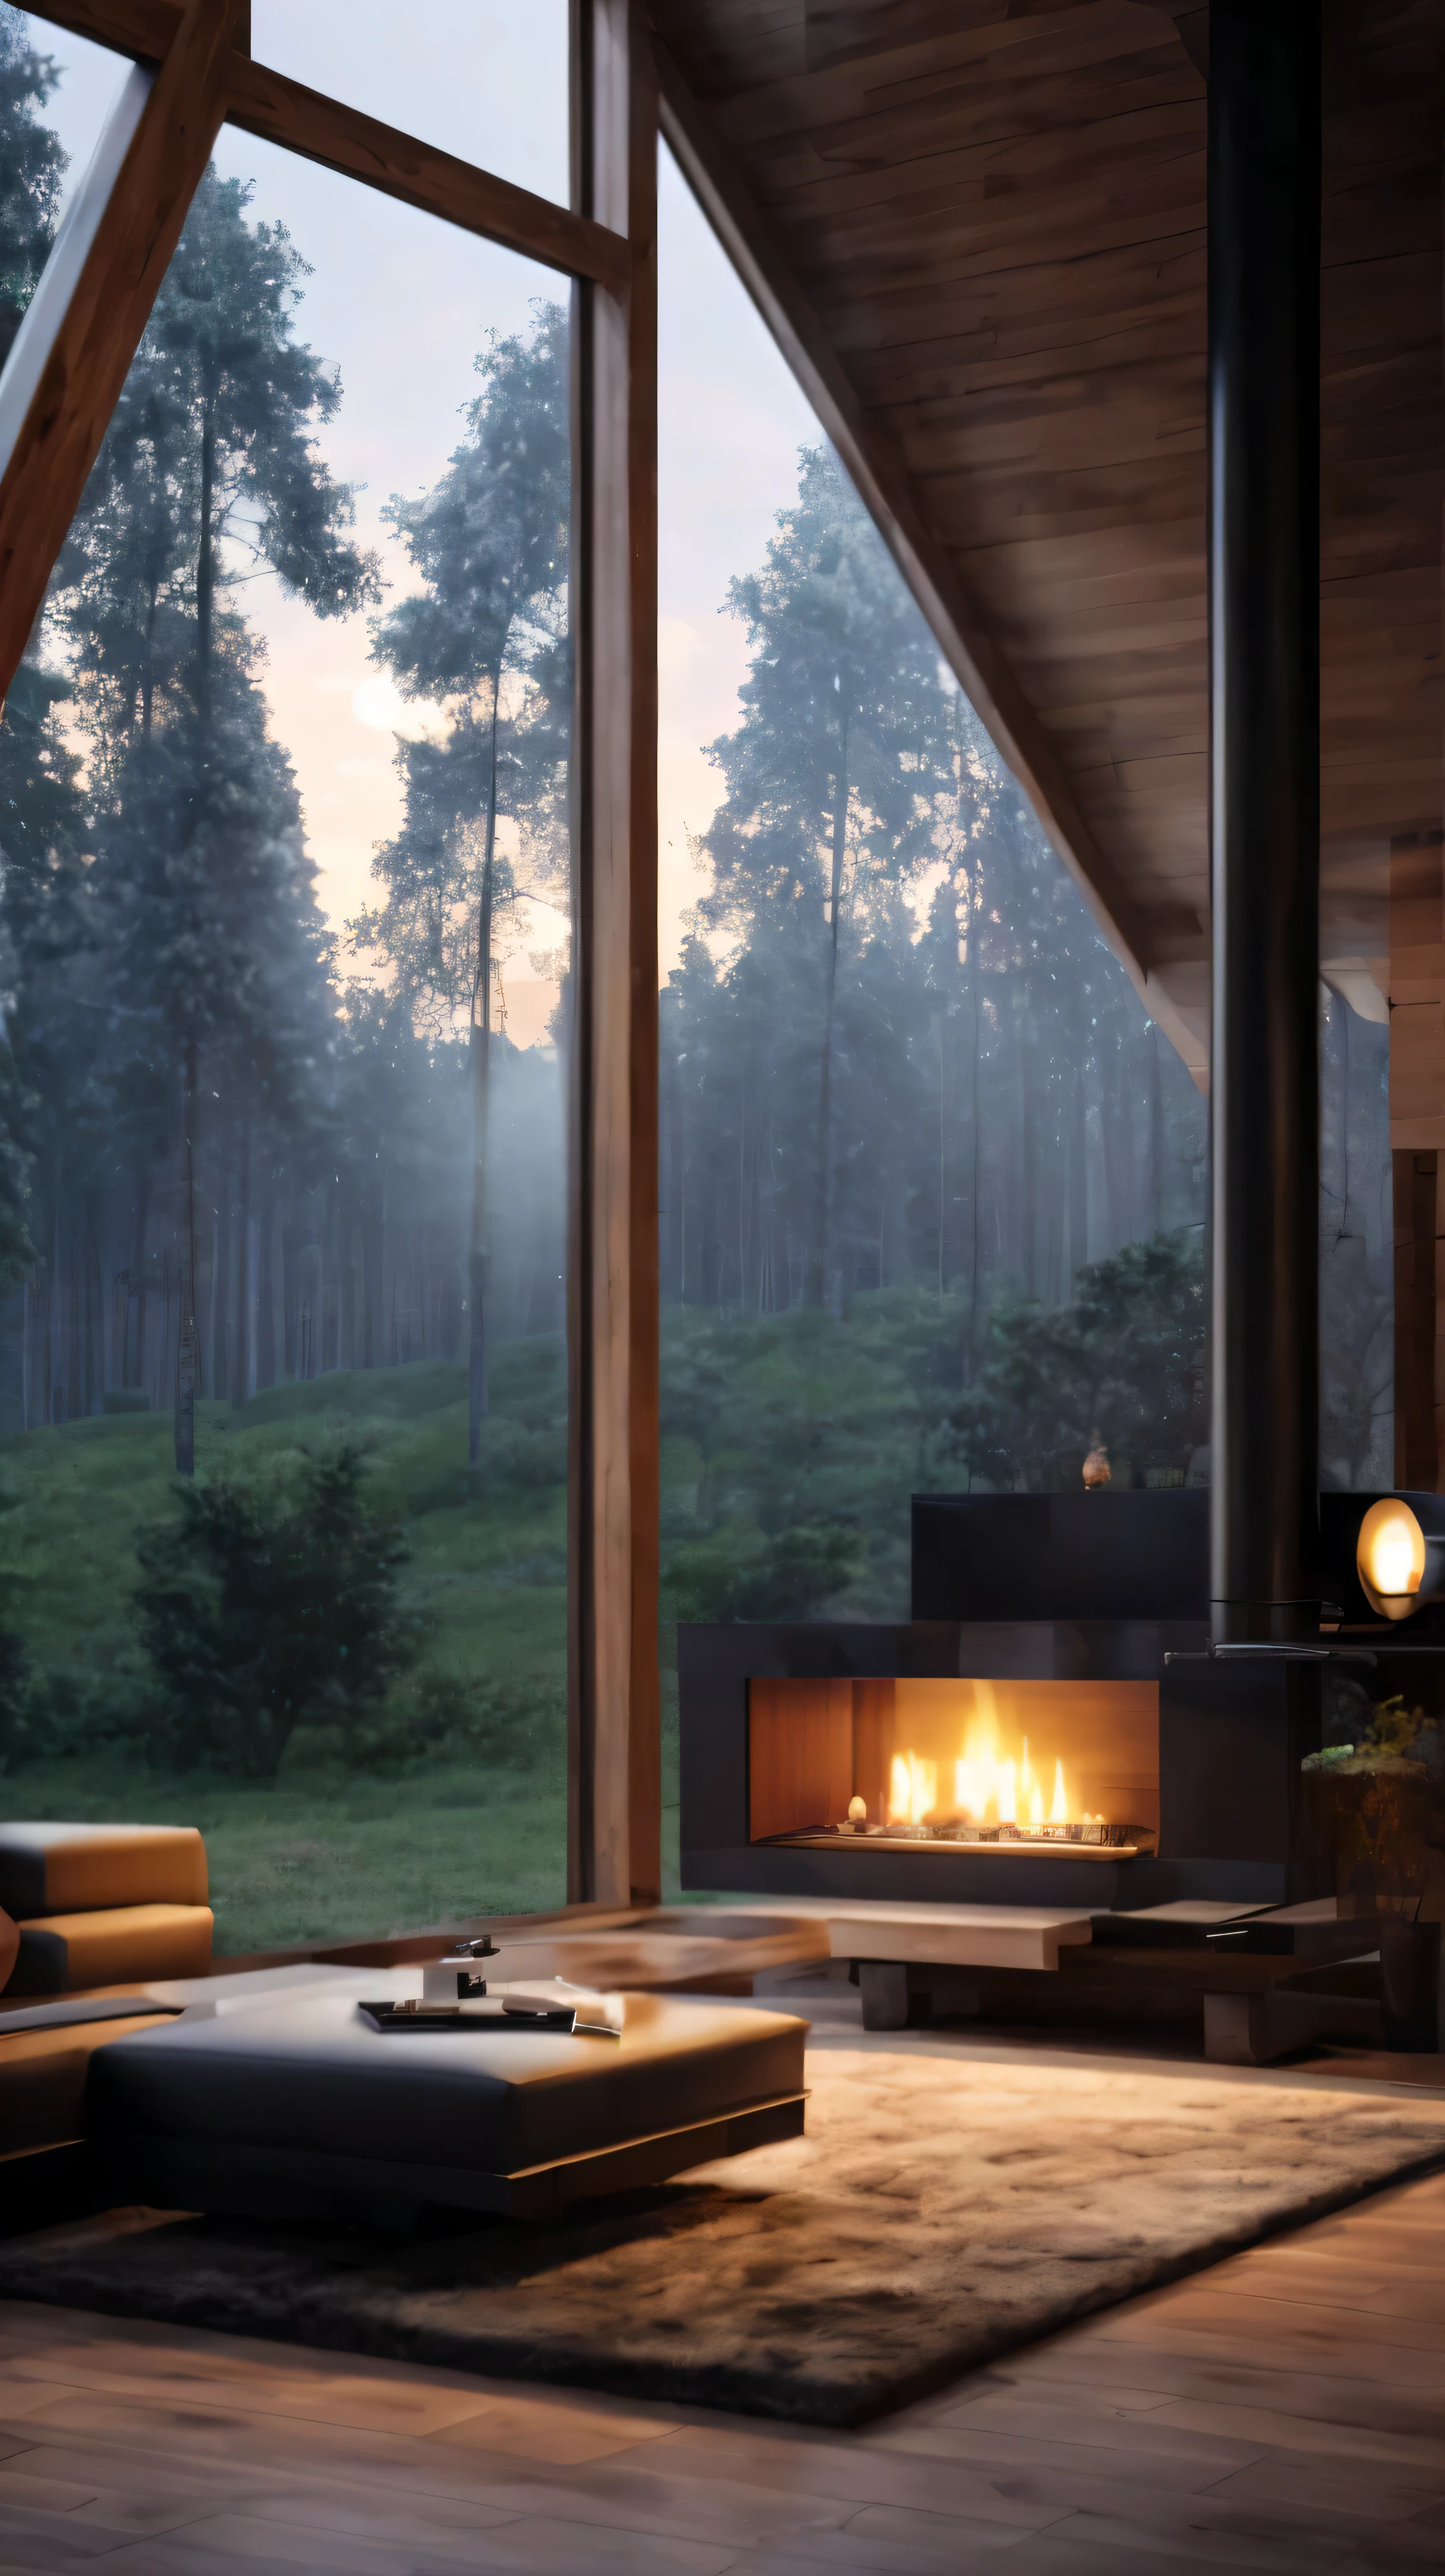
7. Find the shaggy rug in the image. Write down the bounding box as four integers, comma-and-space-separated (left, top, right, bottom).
4, 2049, 1445, 2425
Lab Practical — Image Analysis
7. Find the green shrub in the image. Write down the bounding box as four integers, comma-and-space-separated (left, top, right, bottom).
134, 1440, 417, 1782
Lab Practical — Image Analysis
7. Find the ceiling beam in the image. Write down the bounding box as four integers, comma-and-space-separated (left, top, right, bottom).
653, 32, 1210, 1082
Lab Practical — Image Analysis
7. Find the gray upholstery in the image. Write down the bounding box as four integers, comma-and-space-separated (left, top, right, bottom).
89, 1987, 807, 2177
0, 1824, 207, 1918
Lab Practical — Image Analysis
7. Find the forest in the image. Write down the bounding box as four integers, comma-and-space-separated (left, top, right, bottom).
0, 12, 1394, 1946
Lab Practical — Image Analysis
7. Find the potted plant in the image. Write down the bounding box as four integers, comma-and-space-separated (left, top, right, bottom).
1302, 1694, 1444, 2051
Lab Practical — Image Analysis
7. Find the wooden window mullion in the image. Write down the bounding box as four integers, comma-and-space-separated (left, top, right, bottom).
569, 0, 659, 1908
27, 0, 626, 292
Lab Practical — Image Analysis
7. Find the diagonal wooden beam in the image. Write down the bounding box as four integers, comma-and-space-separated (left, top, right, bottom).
653, 32, 1210, 1081
27, 0, 628, 294
0, 0, 241, 705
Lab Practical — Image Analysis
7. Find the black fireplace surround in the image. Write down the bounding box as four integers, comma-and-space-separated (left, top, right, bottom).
678, 1491, 1420, 1911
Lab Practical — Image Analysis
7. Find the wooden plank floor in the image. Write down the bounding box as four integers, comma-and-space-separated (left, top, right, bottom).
1, 2162, 1443, 2573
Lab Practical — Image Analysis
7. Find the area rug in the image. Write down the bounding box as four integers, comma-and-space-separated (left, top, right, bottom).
4, 2050, 1445, 2425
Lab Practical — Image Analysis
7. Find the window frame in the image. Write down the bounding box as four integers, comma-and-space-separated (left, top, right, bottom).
1, 0, 661, 1917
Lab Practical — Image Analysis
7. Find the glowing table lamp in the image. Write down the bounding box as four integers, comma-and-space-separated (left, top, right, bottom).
1356, 1495, 1445, 1622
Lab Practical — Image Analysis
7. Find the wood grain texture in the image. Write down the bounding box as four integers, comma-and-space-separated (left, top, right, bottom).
652, 0, 1445, 1084
0, 2067, 1443, 2568
748, 1678, 853, 1839
26, 0, 628, 290
0, 0, 238, 706
570, 0, 661, 1909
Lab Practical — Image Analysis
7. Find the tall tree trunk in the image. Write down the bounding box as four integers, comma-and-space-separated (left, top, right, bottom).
175, 397, 217, 1473
175, 1039, 198, 1474
256, 1165, 277, 1393
361, 1182, 382, 1373
229, 1106, 251, 1408
281, 1199, 303, 1381
195, 399, 215, 727
212, 1175, 231, 1408
966, 941, 981, 1380
937, 1009, 948, 1297
1149, 1021, 1166, 1234
84, 1196, 101, 1416
811, 698, 850, 1307
467, 667, 502, 1467
141, 572, 160, 746
130, 1170, 150, 1387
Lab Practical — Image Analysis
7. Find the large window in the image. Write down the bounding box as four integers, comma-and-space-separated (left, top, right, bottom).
655, 141, 1210, 1779
655, 143, 1396, 1846
0, 11, 577, 1951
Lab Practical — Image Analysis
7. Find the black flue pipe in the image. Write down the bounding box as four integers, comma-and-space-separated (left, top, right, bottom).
1208, 0, 1321, 1645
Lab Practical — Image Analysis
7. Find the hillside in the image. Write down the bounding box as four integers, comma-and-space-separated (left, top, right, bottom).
0, 1351, 575, 1953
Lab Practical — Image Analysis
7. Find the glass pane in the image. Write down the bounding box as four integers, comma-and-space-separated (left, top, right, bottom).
0, 8, 132, 344
657, 143, 1210, 1886
1319, 981, 1392, 1489
250, 0, 571, 210
0, 123, 572, 1954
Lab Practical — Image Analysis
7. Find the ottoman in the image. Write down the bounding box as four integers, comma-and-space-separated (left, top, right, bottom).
88, 1982, 808, 2223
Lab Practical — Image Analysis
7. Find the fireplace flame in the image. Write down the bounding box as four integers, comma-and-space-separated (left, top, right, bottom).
881, 1688, 1116, 1831
888, 1750, 937, 1825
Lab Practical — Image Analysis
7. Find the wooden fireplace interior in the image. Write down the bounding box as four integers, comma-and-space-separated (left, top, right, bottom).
748, 1678, 1161, 1860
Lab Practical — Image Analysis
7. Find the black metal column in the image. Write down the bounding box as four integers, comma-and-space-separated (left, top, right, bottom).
1208, 0, 1321, 1645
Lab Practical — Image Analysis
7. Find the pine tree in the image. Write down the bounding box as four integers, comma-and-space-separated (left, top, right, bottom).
0, 5, 65, 368
0, 8, 77, 1314
56, 166, 378, 1467
359, 301, 570, 1464
700, 444, 955, 1303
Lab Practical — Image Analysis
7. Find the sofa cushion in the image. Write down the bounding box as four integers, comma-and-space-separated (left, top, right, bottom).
0, 1907, 15, 1993
8, 1904, 214, 1997
89, 1986, 808, 2177
0, 1824, 207, 1918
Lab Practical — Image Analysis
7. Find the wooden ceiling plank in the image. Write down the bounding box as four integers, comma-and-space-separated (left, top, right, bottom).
740, 60, 1201, 181
746, 99, 1204, 219
697, 6, 1185, 145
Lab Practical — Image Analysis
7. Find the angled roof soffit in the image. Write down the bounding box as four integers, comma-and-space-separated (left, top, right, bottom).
653, 21, 1211, 1085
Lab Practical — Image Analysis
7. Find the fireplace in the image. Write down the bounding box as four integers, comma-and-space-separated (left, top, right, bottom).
748, 1675, 1159, 1860
681, 1612, 1321, 1908
679, 1493, 1339, 1910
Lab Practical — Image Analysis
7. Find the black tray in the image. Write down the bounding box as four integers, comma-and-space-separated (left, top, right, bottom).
359, 2000, 576, 2034
357, 2000, 621, 2038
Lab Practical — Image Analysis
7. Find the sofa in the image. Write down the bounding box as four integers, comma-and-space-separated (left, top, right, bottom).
0, 1822, 214, 1996
0, 1823, 809, 2233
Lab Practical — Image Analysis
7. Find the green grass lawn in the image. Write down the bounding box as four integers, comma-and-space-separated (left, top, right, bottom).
0, 1750, 570, 1953
0, 1354, 597, 1953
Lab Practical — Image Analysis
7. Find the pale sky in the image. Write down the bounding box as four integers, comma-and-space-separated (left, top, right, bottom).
25, 5, 819, 1047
